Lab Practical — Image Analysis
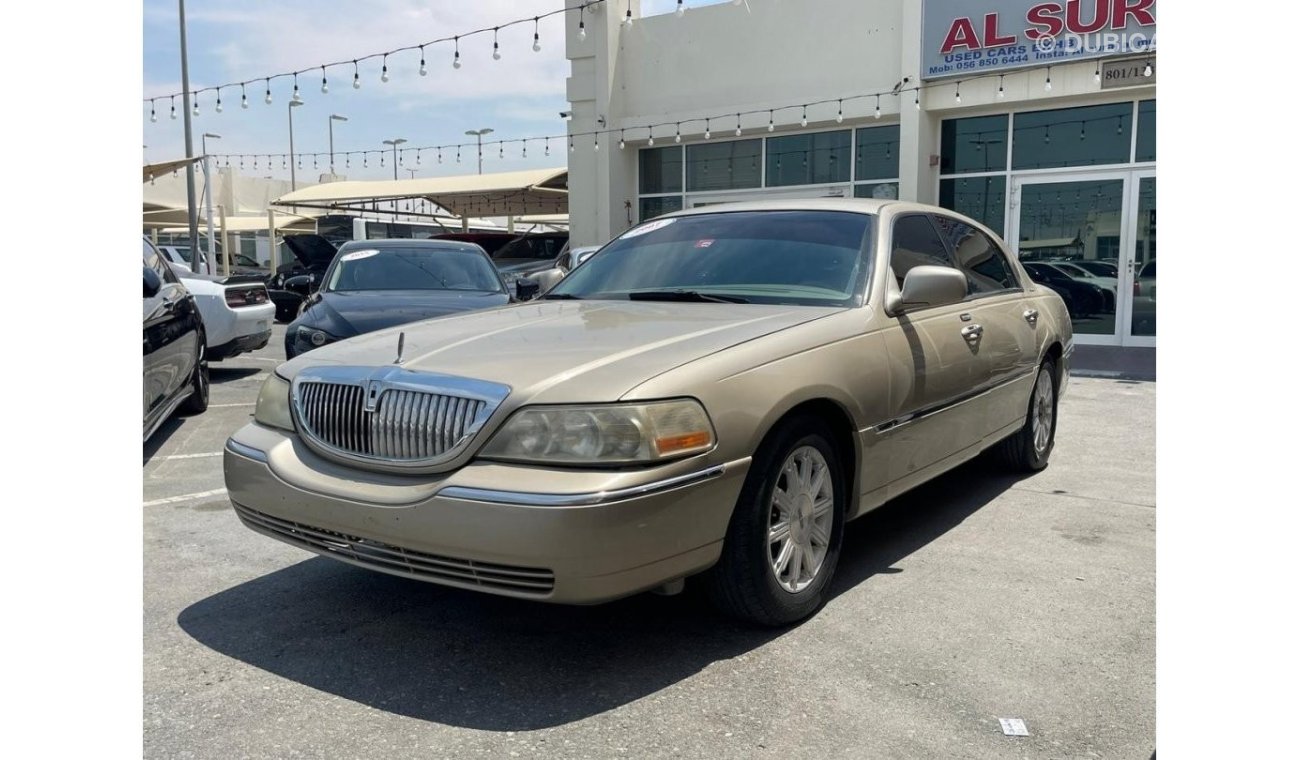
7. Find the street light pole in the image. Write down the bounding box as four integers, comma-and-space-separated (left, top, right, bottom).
382, 138, 407, 181
329, 114, 348, 177
288, 101, 304, 190
464, 128, 494, 174
178, 0, 201, 272
202, 132, 221, 274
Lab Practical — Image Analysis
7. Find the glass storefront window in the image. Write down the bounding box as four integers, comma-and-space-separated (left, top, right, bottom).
855, 125, 900, 181
940, 115, 1008, 174
1135, 100, 1155, 162
639, 146, 683, 194
1012, 103, 1132, 170
686, 139, 763, 192
939, 176, 1006, 237
639, 196, 683, 222
765, 130, 851, 187
854, 182, 899, 200
1131, 177, 1156, 336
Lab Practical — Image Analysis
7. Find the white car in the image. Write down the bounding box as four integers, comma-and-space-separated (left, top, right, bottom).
170, 268, 275, 361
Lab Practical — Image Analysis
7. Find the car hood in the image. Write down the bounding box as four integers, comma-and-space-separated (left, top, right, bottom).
282, 234, 339, 268
280, 300, 842, 403
299, 290, 511, 337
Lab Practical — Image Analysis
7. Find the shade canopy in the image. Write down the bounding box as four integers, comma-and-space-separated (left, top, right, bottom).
272, 167, 567, 217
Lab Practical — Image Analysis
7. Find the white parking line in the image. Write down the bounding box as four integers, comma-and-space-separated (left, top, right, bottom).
151, 452, 223, 461
143, 488, 228, 507
209, 403, 255, 408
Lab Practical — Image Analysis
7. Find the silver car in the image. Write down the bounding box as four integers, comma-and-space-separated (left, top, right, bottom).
225, 199, 1071, 626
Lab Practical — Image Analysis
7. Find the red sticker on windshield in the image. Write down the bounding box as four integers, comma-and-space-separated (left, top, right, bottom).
694, 239, 714, 248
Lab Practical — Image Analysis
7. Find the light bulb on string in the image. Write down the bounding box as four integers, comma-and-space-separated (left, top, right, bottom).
499, 142, 504, 159
593, 133, 600, 151
874, 95, 881, 119
545, 137, 550, 155
676, 0, 686, 17
619, 130, 626, 149
192, 92, 199, 116
997, 74, 1004, 98
578, 9, 586, 42
215, 90, 223, 113
281, 156, 286, 169
313, 155, 318, 170
453, 37, 462, 69
381, 55, 390, 82
914, 89, 920, 110
170, 96, 177, 119
768, 111, 775, 132
569, 135, 575, 152
419, 47, 427, 76
624, 1, 633, 27
346, 155, 350, 168
264, 79, 273, 104
292, 73, 302, 103
836, 100, 844, 122
417, 150, 422, 165
241, 84, 248, 109
522, 140, 527, 158
364, 154, 368, 168
253, 155, 258, 170
1143, 60, 1152, 76
493, 28, 501, 60
150, 100, 157, 122
456, 146, 461, 162
646, 129, 653, 146
1044, 67, 1052, 91
1094, 62, 1101, 82
533, 18, 541, 52
380, 153, 384, 167
437, 148, 442, 163
675, 123, 681, 143
735, 113, 742, 136
800, 106, 807, 128
704, 119, 711, 140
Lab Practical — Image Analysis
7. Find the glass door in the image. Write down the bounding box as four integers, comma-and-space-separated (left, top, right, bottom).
1123, 171, 1156, 345
1010, 172, 1130, 345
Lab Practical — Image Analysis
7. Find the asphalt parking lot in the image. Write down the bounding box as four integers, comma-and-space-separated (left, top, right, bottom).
143, 324, 1155, 759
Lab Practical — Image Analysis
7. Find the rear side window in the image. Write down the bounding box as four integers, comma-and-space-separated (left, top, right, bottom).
890, 215, 953, 287
932, 215, 1019, 294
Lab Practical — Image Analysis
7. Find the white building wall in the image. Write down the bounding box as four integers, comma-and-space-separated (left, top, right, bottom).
566, 0, 1154, 246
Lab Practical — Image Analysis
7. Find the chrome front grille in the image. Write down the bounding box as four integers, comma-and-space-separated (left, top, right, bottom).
234, 502, 555, 596
289, 366, 511, 470
297, 382, 484, 461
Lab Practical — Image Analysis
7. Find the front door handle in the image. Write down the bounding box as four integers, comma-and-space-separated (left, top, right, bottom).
961, 324, 984, 342
1023, 308, 1039, 326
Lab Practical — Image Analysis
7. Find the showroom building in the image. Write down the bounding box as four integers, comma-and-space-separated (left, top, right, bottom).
564, 0, 1157, 354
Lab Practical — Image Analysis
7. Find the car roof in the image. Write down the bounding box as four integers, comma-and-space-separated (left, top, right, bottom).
338, 238, 487, 253
656, 197, 905, 218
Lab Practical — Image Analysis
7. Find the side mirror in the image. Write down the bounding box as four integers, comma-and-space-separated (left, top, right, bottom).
143, 267, 162, 298
887, 265, 967, 315
284, 274, 314, 295
515, 278, 540, 301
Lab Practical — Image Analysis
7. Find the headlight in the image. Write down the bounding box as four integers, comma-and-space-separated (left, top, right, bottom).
254, 374, 295, 432
480, 399, 715, 465
295, 325, 335, 347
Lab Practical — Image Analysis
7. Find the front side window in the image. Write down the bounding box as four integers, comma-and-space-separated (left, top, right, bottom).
889, 215, 953, 287
325, 247, 503, 293
931, 215, 1018, 294
549, 211, 872, 307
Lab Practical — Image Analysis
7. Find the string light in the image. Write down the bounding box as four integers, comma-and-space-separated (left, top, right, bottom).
264, 79, 272, 104
997, 74, 1005, 98
1044, 66, 1052, 91
292, 73, 302, 104
353, 60, 361, 88
915, 89, 920, 109
800, 106, 807, 128
456, 145, 461, 162
675, 123, 682, 143
619, 129, 626, 149
492, 28, 501, 60
453, 37, 462, 69
647, 129, 653, 146
381, 54, 390, 82
522, 140, 527, 157
578, 8, 586, 41
593, 133, 600, 151
768, 110, 775, 132
735, 113, 742, 136
533, 18, 541, 52
569, 135, 575, 152
1094, 61, 1101, 83
545, 136, 550, 155
836, 99, 844, 122
874, 95, 881, 119
624, 1, 633, 27
170, 96, 176, 120
192, 91, 200, 116
215, 89, 223, 113
419, 47, 427, 76
954, 82, 961, 104
437, 147, 442, 163
1143, 60, 1153, 77
704, 118, 711, 140
150, 100, 157, 122
676, 0, 686, 17
240, 83, 248, 109
499, 142, 504, 158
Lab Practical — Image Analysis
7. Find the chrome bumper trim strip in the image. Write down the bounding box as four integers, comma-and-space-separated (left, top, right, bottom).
436, 459, 747, 507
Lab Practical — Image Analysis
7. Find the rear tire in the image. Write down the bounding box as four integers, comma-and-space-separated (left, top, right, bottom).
704, 416, 846, 627
994, 357, 1057, 471
179, 335, 209, 415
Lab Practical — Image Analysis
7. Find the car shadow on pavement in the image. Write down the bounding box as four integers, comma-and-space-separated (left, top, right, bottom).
208, 366, 264, 383
177, 456, 1027, 731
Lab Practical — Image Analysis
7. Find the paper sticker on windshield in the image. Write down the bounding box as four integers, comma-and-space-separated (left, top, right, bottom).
694, 239, 714, 248
621, 218, 675, 239
340, 249, 380, 262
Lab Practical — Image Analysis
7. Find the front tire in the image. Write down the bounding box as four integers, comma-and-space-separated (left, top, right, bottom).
994, 357, 1058, 471
705, 416, 846, 627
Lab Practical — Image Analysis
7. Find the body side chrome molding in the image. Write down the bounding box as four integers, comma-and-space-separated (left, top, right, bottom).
872, 368, 1036, 434
437, 458, 749, 507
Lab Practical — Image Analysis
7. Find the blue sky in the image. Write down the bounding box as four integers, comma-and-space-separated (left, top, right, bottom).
143, 0, 732, 182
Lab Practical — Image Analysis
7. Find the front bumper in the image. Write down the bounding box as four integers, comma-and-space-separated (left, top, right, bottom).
223, 423, 750, 604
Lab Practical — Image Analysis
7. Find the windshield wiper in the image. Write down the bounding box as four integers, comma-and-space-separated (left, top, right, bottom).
627, 289, 750, 304
540, 293, 582, 300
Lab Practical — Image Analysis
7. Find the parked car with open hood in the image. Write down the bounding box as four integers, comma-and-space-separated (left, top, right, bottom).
225, 199, 1071, 626
269, 235, 339, 322
285, 239, 513, 359
143, 238, 208, 441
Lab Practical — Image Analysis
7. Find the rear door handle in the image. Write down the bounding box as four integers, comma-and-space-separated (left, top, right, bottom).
961, 324, 984, 341
1023, 308, 1039, 326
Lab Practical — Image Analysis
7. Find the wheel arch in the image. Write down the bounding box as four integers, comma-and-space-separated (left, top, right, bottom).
746, 395, 861, 520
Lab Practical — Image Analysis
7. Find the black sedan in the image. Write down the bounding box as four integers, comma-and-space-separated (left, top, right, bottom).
1021, 262, 1107, 319
143, 237, 208, 441
285, 239, 513, 359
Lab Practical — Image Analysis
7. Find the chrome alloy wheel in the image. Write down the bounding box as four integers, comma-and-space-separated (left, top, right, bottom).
1031, 368, 1054, 456
768, 445, 834, 593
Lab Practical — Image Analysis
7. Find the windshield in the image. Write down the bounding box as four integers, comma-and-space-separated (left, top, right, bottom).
325, 246, 503, 293
548, 211, 872, 307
